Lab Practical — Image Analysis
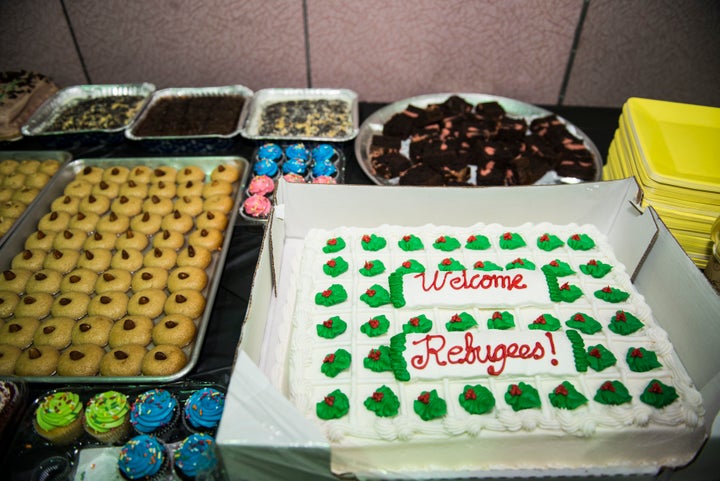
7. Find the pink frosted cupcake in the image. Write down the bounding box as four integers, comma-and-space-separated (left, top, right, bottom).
247, 175, 275, 196
242, 194, 272, 218
282, 173, 306, 184
312, 175, 337, 184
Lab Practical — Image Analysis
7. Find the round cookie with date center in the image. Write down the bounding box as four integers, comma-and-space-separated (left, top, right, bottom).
63, 179, 93, 198
38, 210, 71, 232
112, 195, 144, 217
102, 166, 130, 184
83, 230, 116, 250
173, 196, 203, 217
176, 245, 212, 270
168, 266, 208, 293
69, 212, 100, 233
111, 248, 144, 272
201, 180, 233, 199
96, 211, 130, 234
152, 314, 196, 348
129, 211, 162, 236
142, 247, 177, 270
187, 228, 224, 251
131, 267, 168, 292
177, 180, 204, 197
77, 249, 113, 273
164, 290, 206, 319
26, 269, 62, 295
148, 180, 176, 199
33, 317, 75, 350
25, 230, 57, 251
161, 210, 193, 234
78, 194, 111, 215
115, 229, 149, 251
14, 345, 60, 376
51, 195, 80, 214
210, 163, 240, 183
99, 344, 146, 377
52, 229, 87, 250
151, 229, 185, 250
94, 269, 132, 294
108, 315, 153, 348
203, 194, 234, 215
127, 289, 167, 319
87, 291, 129, 320
128, 166, 152, 184
11, 249, 47, 271
176, 165, 205, 183
195, 210, 228, 231
141, 345, 188, 376
43, 249, 79, 274
0, 290, 20, 318
51, 291, 91, 319
75, 165, 104, 184
91, 180, 120, 199
71, 315, 113, 347
142, 195, 174, 216
118, 180, 148, 199
0, 268, 32, 292
0, 317, 40, 349
150, 166, 178, 184
60, 268, 98, 295
56, 343, 105, 377
15, 292, 54, 319
0, 343, 22, 375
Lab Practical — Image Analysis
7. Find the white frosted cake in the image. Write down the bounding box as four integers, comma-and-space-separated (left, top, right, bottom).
281, 222, 705, 476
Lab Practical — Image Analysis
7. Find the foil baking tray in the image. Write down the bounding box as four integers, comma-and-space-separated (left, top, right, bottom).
355, 93, 603, 186
241, 88, 359, 142
125, 85, 253, 154
20, 83, 155, 148
0, 155, 248, 383
0, 150, 73, 249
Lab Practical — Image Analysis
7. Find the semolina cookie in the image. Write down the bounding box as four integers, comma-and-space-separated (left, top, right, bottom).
142, 195, 174, 216
96, 211, 130, 234
150, 166, 177, 184
176, 245, 212, 270
78, 194, 111, 215
201, 179, 233, 199
75, 165, 104, 184
164, 290, 206, 319
0, 200, 26, 218
0, 216, 16, 237
129, 211, 161, 235
3, 173, 26, 189
131, 267, 168, 292
102, 166, 130, 184
0, 343, 22, 375
77, 249, 113, 272
148, 180, 176, 199
43, 249, 79, 273
118, 180, 148, 199
168, 266, 208, 293
111, 248, 144, 272
115, 229, 148, 251
57, 343, 105, 376
83, 231, 116, 250
0, 290, 20, 318
128, 166, 152, 184
51, 292, 91, 319
26, 269, 63, 295
99, 344, 146, 376
108, 315, 153, 348
25, 172, 51, 189
33, 317, 76, 350
61, 268, 98, 295
91, 180, 120, 199
177, 180, 204, 197
0, 268, 32, 292
17, 159, 41, 174
87, 291, 129, 320
94, 269, 132, 293
152, 314, 196, 347
71, 315, 113, 347
39, 159, 61, 176
112, 195, 144, 217
127, 289, 166, 319
176, 165, 205, 183
15, 292, 54, 319
151, 229, 185, 250
0, 159, 18, 175
64, 179, 93, 197
69, 211, 100, 232
37, 210, 71, 232
141, 344, 187, 376
12, 186, 40, 204
0, 189, 14, 203
0, 317, 41, 349
161, 210, 193, 234
14, 345, 60, 376
195, 210, 228, 231
53, 228, 87, 250
51, 195, 80, 215
187, 228, 224, 251
202, 194, 234, 214
210, 163, 240, 183
11, 249, 47, 271
173, 195, 203, 217
143, 247, 177, 270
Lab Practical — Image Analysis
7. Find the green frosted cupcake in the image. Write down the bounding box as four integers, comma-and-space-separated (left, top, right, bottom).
83, 390, 131, 444
33, 391, 84, 445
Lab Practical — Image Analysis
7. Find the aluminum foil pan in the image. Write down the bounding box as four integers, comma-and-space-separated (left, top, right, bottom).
125, 85, 253, 154
355, 93, 603, 186
20, 83, 155, 148
241, 88, 359, 142
0, 156, 248, 383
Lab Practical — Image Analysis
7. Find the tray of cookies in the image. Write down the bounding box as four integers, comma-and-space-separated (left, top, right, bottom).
0, 150, 72, 246
4, 379, 227, 481
0, 156, 248, 383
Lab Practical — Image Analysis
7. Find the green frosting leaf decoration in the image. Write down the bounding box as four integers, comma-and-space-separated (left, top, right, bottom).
323, 256, 349, 277
579, 259, 612, 278
316, 316, 347, 339
438, 257, 465, 271
537, 233, 564, 251
505, 382, 541, 411
359, 259, 386, 277
446, 311, 477, 331
402, 314, 433, 334
395, 259, 425, 274
543, 259, 574, 277
594, 381, 632, 405
316, 389, 350, 419
566, 329, 588, 372
363, 345, 393, 373
322, 237, 346, 253
364, 385, 400, 417
594, 286, 630, 303
565, 312, 602, 335
473, 260, 503, 271
315, 284, 348, 306
320, 349, 351, 377
398, 234, 424, 251
414, 389, 447, 421
388, 271, 406, 308
360, 284, 391, 307
389, 333, 410, 381
586, 344, 617, 371
361, 233, 386, 251
528, 314, 561, 331
499, 232, 526, 249
458, 384, 495, 415
549, 381, 588, 410
626, 347, 662, 372
543, 266, 583, 302
608, 310, 644, 335
433, 235, 461, 252
505, 257, 536, 270
567, 233, 596, 251
487, 310, 515, 330
360, 314, 391, 337
640, 380, 678, 408
465, 234, 491, 250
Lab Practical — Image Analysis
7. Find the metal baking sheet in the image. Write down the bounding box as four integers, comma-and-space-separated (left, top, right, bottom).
0, 156, 248, 383
0, 150, 73, 249
241, 88, 359, 142
354, 92, 603, 186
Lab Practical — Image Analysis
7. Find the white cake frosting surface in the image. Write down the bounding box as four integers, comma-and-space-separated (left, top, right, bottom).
282, 222, 706, 476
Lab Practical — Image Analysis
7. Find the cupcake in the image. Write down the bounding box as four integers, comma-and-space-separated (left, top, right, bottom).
252, 158, 278, 177
118, 434, 168, 481
311, 144, 339, 163
285, 143, 309, 161
247, 175, 275, 196
242, 194, 272, 218
256, 143, 283, 162
174, 433, 218, 480
130, 388, 179, 440
312, 175, 337, 184
282, 173, 306, 184
33, 391, 84, 445
282, 157, 307, 176
83, 390, 132, 444
312, 160, 337, 178
183, 388, 225, 433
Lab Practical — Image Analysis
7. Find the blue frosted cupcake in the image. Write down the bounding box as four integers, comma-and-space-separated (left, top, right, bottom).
174, 433, 218, 480
118, 434, 168, 481
281, 157, 307, 176
311, 160, 337, 178
183, 387, 225, 433
252, 158, 278, 177
130, 388, 179, 441
256, 143, 283, 162
285, 143, 309, 161
311, 144, 339, 163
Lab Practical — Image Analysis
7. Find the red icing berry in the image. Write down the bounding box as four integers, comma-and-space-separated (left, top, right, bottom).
402, 261, 411, 268
323, 354, 335, 363
467, 235, 476, 242
492, 311, 502, 320
372, 391, 384, 402
324, 395, 335, 406
539, 234, 549, 242
649, 382, 663, 394
602, 286, 613, 293
588, 259, 598, 266
362, 235, 371, 243
441, 258, 452, 266
403, 235, 411, 242
512, 257, 523, 265
616, 311, 627, 321
601, 381, 616, 392
560, 282, 571, 291
503, 232, 512, 240
450, 314, 462, 323
550, 260, 559, 267
364, 261, 374, 270
571, 234, 581, 241
436, 236, 446, 243
321, 289, 332, 297
366, 288, 376, 297
326, 259, 336, 267
573, 313, 585, 322
323, 318, 333, 328
410, 317, 420, 327
631, 348, 643, 358
554, 384, 569, 396
327, 238, 337, 246
368, 349, 381, 361
509, 384, 523, 397
589, 348, 601, 358
369, 318, 379, 329
533, 315, 546, 325
474, 261, 485, 268
464, 388, 477, 400
418, 392, 430, 404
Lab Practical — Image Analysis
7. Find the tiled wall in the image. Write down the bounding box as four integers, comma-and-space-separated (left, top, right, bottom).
1, 0, 718, 108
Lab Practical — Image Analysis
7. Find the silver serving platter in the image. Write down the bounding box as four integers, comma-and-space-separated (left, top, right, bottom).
355, 93, 603, 186
241, 88, 359, 142
0, 156, 249, 383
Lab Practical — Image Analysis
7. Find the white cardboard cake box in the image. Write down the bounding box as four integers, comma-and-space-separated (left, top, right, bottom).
216, 178, 720, 481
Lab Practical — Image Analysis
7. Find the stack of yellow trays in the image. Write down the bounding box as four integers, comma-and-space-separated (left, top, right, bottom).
604, 97, 720, 268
